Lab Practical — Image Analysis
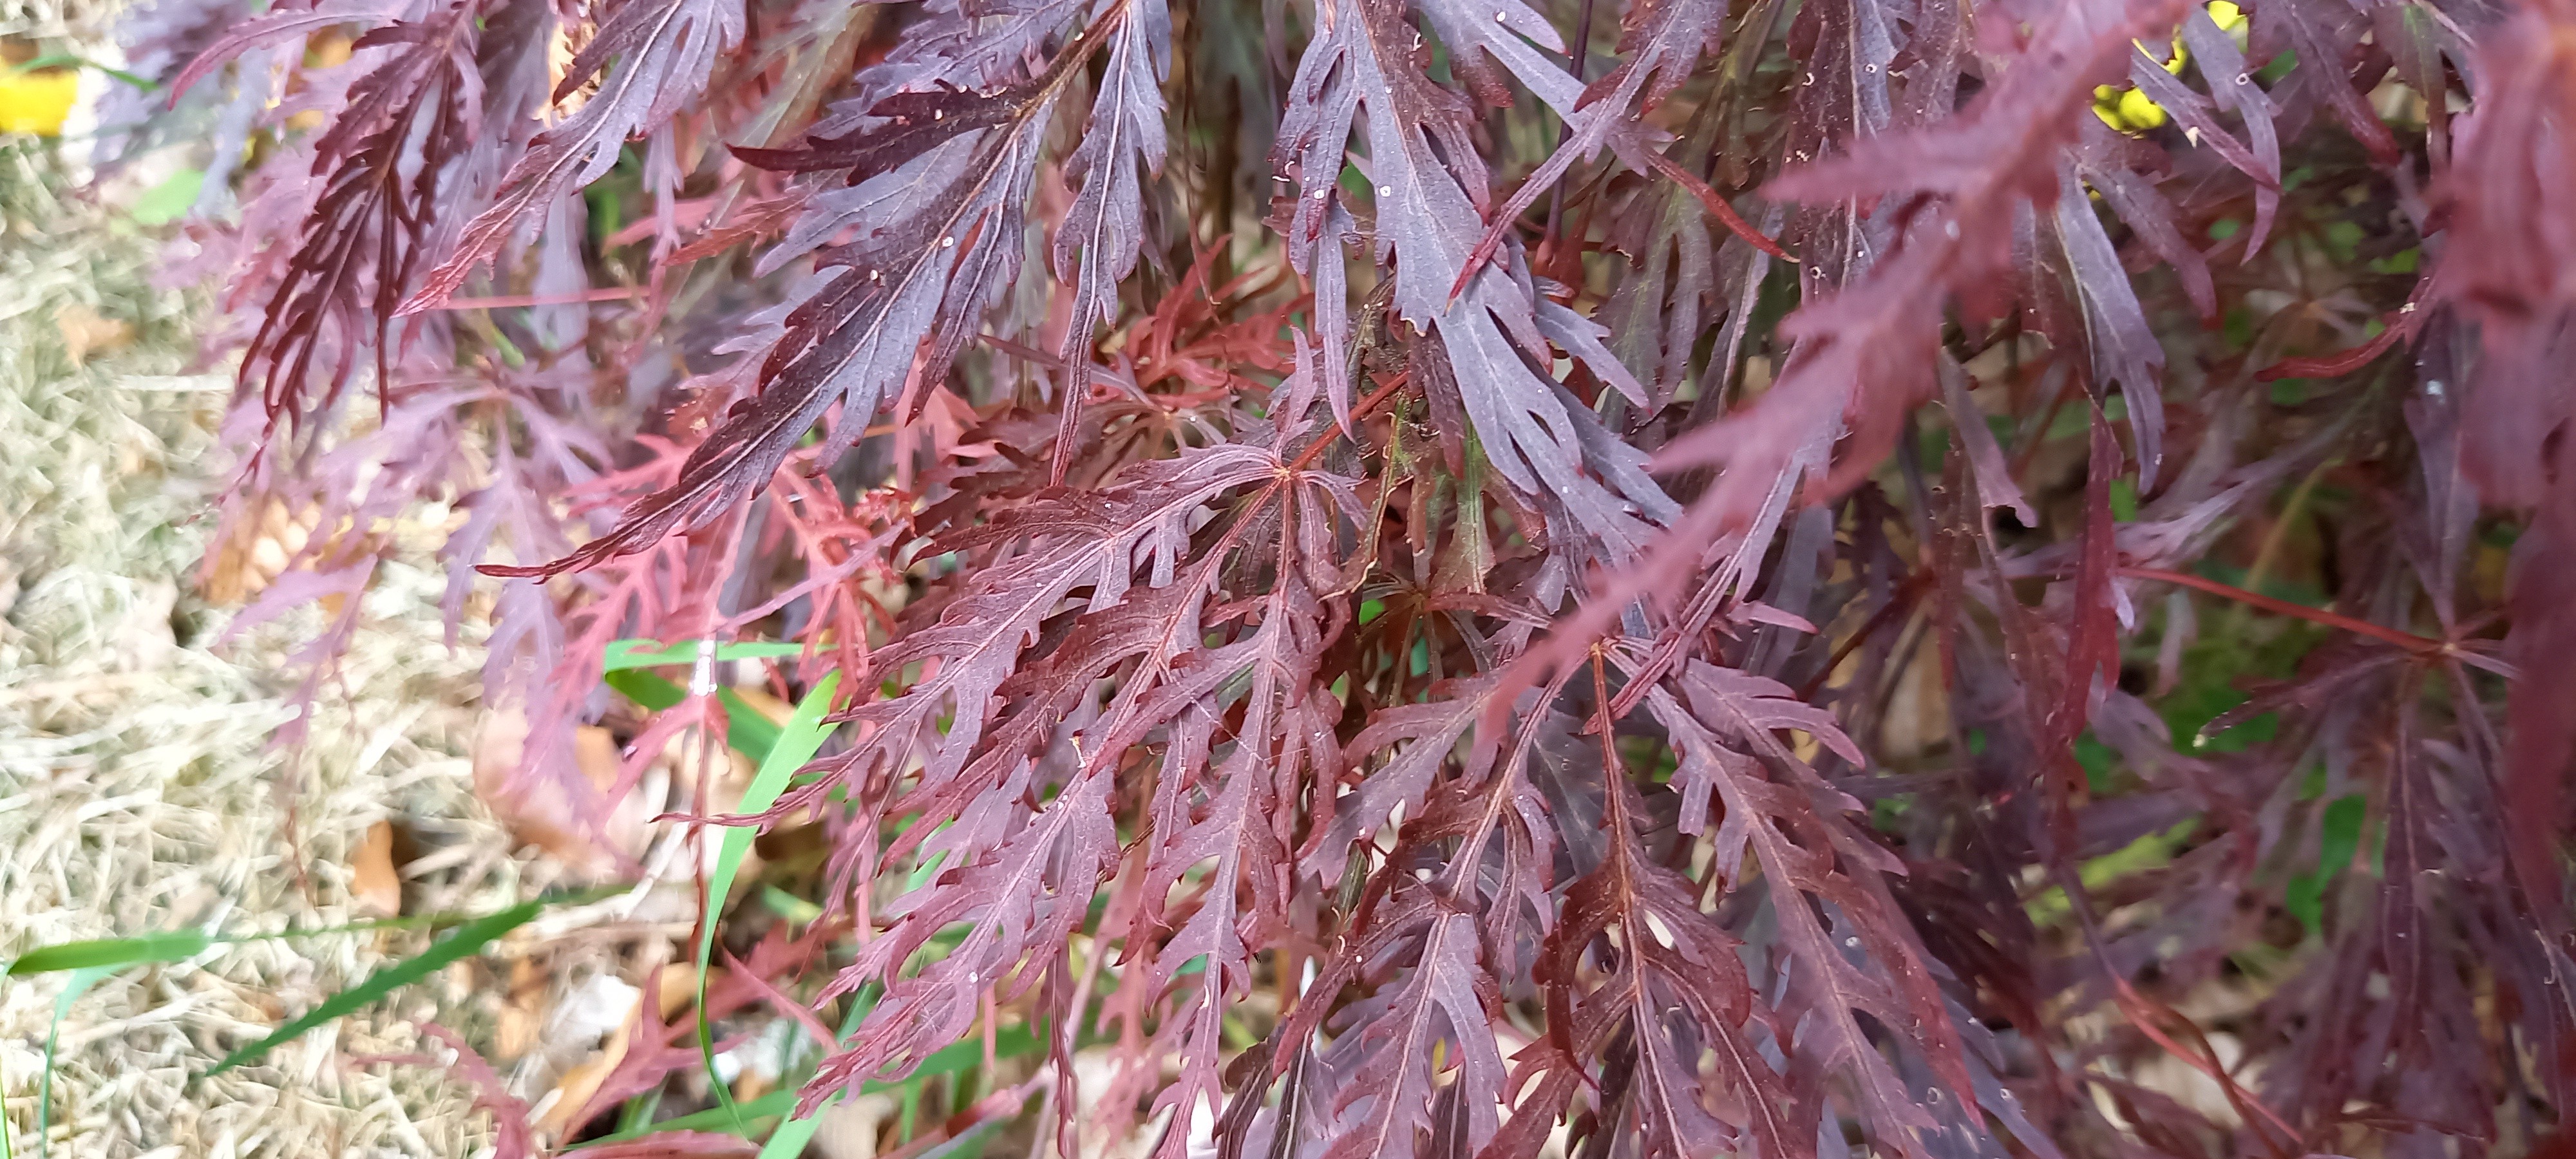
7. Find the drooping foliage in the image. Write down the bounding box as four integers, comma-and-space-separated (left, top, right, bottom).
110, 0, 2576, 1151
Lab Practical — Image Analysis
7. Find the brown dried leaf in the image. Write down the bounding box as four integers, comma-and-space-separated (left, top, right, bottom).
349, 819, 401, 917
55, 305, 132, 368
471, 711, 618, 876
496, 956, 547, 1061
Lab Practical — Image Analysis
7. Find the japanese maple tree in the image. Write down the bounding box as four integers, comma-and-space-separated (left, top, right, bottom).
108, 0, 2576, 1151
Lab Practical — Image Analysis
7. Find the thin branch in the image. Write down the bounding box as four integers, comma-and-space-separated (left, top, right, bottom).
2116, 567, 2445, 654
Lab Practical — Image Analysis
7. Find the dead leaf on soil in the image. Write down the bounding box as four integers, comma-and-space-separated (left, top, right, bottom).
350, 820, 401, 916
471, 711, 620, 878
497, 956, 547, 1060
56, 304, 132, 367
654, 962, 701, 1021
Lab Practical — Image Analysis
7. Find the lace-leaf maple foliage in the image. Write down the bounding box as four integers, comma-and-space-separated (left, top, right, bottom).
120, 0, 2576, 1151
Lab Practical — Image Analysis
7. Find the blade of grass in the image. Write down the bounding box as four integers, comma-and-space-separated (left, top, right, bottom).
2287, 793, 2369, 934
569, 991, 1045, 1151
13, 932, 214, 1156
603, 640, 808, 672
575, 1091, 799, 1147
203, 898, 545, 1077
760, 884, 823, 925
10, 892, 610, 1152
613, 1086, 665, 1138
7, 931, 213, 975
696, 673, 842, 1135
604, 671, 784, 766
750, 985, 882, 1159
34, 966, 117, 1159
6, 909, 546, 976
912, 1115, 1016, 1159
6, 52, 158, 90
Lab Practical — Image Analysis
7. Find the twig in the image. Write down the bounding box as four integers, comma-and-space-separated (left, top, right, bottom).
424, 287, 645, 311
2116, 566, 2445, 654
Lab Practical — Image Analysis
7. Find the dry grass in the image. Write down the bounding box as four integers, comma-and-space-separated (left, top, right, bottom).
0, 133, 529, 1157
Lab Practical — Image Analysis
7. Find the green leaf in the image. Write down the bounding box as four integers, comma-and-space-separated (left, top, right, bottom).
128, 167, 203, 227
603, 639, 808, 672
204, 898, 545, 1077
7, 930, 213, 975
2108, 477, 2139, 522
2286, 794, 2369, 935
2369, 247, 2420, 275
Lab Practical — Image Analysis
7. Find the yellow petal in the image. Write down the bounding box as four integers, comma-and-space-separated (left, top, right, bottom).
2119, 87, 2169, 130
2208, 1, 2246, 31
2132, 35, 2187, 75
0, 70, 79, 137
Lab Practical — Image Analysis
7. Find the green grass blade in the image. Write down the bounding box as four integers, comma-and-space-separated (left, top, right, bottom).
567, 1022, 1039, 1151
6, 52, 160, 89
697, 673, 842, 1135
6, 931, 213, 976
760, 884, 822, 925
573, 983, 1035, 1155
2287, 793, 2370, 934
567, 1091, 799, 1149
602, 672, 783, 766
6, 905, 562, 976
701, 671, 840, 949
757, 986, 882, 1159
35, 966, 118, 1159
603, 640, 808, 672
754, 1108, 828, 1159
600, 669, 682, 710
203, 898, 545, 1077
717, 693, 783, 768
756, 1023, 1038, 1157
757, 989, 1051, 1159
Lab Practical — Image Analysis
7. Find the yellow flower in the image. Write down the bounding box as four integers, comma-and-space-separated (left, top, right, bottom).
0, 67, 77, 136
2093, 3, 2242, 134
2116, 87, 2168, 129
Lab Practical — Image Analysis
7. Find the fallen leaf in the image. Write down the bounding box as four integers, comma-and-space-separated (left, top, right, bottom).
471, 710, 618, 878
536, 1050, 625, 1140
203, 500, 317, 604
496, 956, 546, 1060
654, 962, 701, 1021
350, 820, 401, 917
535, 974, 643, 1140
574, 724, 622, 789
55, 304, 131, 367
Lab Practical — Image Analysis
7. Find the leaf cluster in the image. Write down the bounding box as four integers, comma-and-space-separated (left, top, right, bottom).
109, 0, 2576, 1154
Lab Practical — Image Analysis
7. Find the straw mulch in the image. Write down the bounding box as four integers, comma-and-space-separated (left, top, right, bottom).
0, 120, 530, 1158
